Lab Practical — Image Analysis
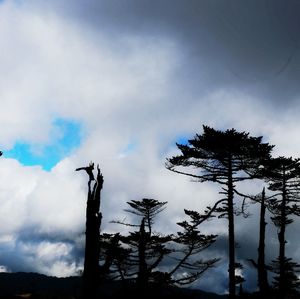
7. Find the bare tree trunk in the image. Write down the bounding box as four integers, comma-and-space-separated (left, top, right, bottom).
257, 188, 269, 296
228, 158, 236, 299
82, 167, 103, 299
138, 218, 148, 294
278, 179, 287, 298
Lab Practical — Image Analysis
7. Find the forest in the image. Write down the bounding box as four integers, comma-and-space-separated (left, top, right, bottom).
1, 125, 300, 299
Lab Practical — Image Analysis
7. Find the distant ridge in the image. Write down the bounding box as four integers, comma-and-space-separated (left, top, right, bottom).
0, 272, 81, 298
0, 272, 228, 298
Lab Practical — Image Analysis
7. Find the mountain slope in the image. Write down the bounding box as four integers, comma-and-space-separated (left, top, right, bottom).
0, 272, 227, 299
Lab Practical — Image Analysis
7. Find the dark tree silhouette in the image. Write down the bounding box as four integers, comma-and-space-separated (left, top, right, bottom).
99, 232, 131, 284
124, 198, 167, 236
76, 162, 104, 299
169, 209, 219, 285
166, 125, 273, 299
115, 198, 171, 294
113, 198, 218, 295
76, 161, 95, 182
256, 188, 270, 296
261, 157, 300, 297
247, 188, 271, 297
272, 257, 300, 297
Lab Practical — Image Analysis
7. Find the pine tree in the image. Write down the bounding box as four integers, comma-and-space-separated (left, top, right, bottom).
99, 232, 131, 283
168, 209, 219, 285
166, 125, 273, 298
256, 188, 270, 296
246, 188, 271, 297
262, 157, 300, 297
113, 198, 218, 294
115, 198, 171, 294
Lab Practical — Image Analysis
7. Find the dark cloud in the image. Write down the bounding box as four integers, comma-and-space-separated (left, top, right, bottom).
28, 0, 300, 104
0, 0, 299, 293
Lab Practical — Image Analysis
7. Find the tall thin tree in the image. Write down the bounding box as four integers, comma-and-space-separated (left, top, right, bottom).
76, 162, 104, 298
257, 188, 270, 296
166, 125, 273, 298
262, 157, 300, 298
246, 188, 271, 297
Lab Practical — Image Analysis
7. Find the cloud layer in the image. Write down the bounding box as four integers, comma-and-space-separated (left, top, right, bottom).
0, 0, 299, 294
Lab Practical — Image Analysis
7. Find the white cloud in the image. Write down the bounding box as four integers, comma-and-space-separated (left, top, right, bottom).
0, 265, 10, 273
17, 240, 81, 277
0, 0, 182, 276
0, 1, 299, 293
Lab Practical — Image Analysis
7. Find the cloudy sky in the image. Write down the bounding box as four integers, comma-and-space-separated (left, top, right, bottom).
0, 0, 300, 294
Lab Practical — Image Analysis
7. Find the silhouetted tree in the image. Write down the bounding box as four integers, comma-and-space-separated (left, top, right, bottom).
272, 257, 300, 297
166, 126, 273, 299
99, 233, 131, 285
76, 162, 104, 298
124, 198, 167, 236
114, 198, 218, 295
115, 198, 171, 294
168, 209, 219, 285
262, 157, 300, 298
246, 188, 271, 297
256, 188, 270, 296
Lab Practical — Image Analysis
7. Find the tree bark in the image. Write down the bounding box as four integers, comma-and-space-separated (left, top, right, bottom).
138, 218, 148, 294
278, 176, 287, 298
83, 169, 103, 299
257, 188, 269, 296
227, 157, 236, 299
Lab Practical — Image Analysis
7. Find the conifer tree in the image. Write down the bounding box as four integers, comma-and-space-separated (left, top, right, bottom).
261, 157, 300, 297
116, 198, 171, 294
246, 188, 271, 297
166, 125, 273, 298
99, 232, 131, 285
256, 188, 270, 296
114, 198, 218, 294
169, 209, 219, 285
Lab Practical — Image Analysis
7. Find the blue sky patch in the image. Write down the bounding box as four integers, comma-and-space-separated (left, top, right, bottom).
118, 142, 137, 158
4, 118, 83, 171
176, 136, 190, 145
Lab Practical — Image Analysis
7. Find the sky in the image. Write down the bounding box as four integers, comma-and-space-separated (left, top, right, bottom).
0, 0, 300, 294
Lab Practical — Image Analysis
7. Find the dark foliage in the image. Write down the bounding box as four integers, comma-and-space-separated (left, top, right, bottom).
111, 198, 218, 294
166, 125, 273, 298
260, 157, 300, 296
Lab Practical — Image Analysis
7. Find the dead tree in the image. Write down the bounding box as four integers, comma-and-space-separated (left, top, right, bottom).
76, 162, 104, 298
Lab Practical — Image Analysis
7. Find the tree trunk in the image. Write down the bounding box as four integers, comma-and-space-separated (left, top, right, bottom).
227, 158, 236, 299
278, 178, 287, 298
83, 170, 103, 299
257, 188, 269, 296
138, 218, 148, 294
